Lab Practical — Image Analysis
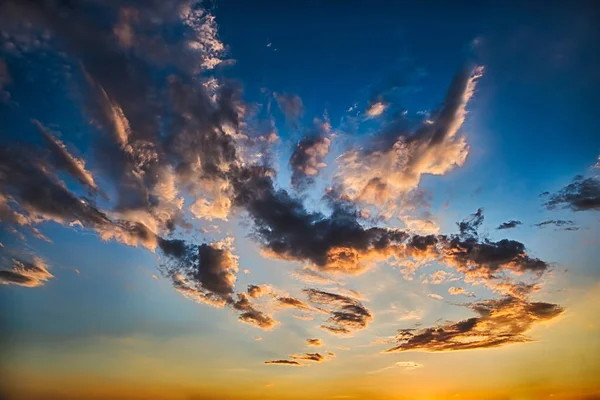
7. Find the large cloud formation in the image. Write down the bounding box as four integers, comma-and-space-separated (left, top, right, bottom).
0, 0, 564, 361
336, 66, 483, 214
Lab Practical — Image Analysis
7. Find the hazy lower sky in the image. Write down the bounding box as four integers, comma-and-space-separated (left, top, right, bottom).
1, 1, 599, 400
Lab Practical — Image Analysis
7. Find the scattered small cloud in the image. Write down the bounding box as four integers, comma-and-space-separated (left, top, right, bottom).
365, 101, 387, 118
0, 256, 53, 288
291, 352, 332, 362
543, 175, 600, 212
534, 219, 579, 231
264, 360, 303, 366
497, 220, 522, 230
448, 287, 475, 297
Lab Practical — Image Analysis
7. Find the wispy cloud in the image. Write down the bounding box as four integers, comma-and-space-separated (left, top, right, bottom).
306, 338, 323, 347
369, 361, 422, 374
497, 220, 522, 230
0, 256, 53, 288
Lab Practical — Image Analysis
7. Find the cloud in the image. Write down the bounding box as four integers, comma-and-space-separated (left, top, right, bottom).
456, 208, 484, 238
289, 118, 331, 189
0, 256, 53, 287
266, 351, 335, 367
247, 284, 270, 298
448, 286, 475, 297
385, 296, 563, 352
231, 169, 446, 275
33, 120, 99, 193
543, 175, 600, 212
235, 175, 550, 285
304, 288, 372, 335
439, 210, 550, 280
496, 220, 522, 230
336, 66, 483, 213
160, 238, 239, 307
179, 3, 228, 70
365, 101, 387, 118
233, 292, 278, 330
534, 219, 579, 231
264, 360, 303, 366
400, 216, 440, 234
274, 92, 304, 124
277, 296, 313, 311
291, 352, 332, 362
0, 146, 159, 250
428, 293, 444, 300
422, 270, 453, 284
306, 338, 323, 347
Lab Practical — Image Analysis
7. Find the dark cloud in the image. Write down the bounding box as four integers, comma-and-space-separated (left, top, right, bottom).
440, 236, 549, 279
291, 352, 329, 362
306, 338, 323, 347
304, 288, 372, 335
0, 142, 174, 252
266, 350, 334, 366
231, 167, 551, 285
534, 219, 579, 231
289, 119, 331, 190
438, 210, 550, 280
264, 360, 302, 366
543, 176, 600, 212
0, 255, 53, 287
496, 220, 522, 230
160, 240, 239, 307
0, 146, 109, 228
0, 146, 156, 247
386, 296, 563, 352
233, 292, 277, 330
457, 208, 484, 238
160, 240, 277, 329
230, 166, 416, 274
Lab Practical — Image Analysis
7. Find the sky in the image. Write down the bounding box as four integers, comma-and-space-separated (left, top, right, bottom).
0, 1, 599, 399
